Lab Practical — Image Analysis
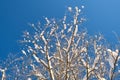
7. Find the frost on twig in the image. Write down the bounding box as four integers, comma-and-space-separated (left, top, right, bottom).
0, 68, 7, 80
27, 64, 46, 80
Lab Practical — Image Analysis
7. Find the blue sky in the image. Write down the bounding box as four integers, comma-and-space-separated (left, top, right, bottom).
0, 0, 120, 59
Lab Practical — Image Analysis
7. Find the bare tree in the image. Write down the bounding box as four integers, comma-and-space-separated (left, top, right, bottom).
0, 6, 120, 80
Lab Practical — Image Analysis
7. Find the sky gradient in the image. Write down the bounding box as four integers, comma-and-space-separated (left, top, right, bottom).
0, 0, 120, 59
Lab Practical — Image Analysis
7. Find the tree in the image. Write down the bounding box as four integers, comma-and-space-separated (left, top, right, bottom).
0, 6, 120, 80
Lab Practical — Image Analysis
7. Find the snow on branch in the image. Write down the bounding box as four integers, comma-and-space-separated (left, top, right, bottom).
1, 6, 120, 80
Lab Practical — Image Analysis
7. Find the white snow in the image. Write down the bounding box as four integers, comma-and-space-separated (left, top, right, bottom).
74, 16, 77, 25
108, 54, 114, 68
78, 9, 81, 13
118, 70, 120, 73
75, 6, 79, 12
27, 78, 32, 80
68, 7, 72, 12
31, 24, 35, 27
81, 5, 85, 9
45, 17, 50, 25
41, 35, 47, 45
74, 25, 78, 36
64, 24, 66, 29
0, 68, 7, 80
30, 64, 46, 79
100, 77, 106, 80
40, 50, 45, 54
33, 54, 40, 63
21, 50, 27, 56
107, 49, 119, 68
34, 43, 40, 49
50, 28, 55, 35
67, 26, 72, 33
81, 47, 87, 53
33, 54, 48, 68
63, 15, 66, 22
56, 41, 60, 47
107, 49, 119, 58
40, 31, 44, 36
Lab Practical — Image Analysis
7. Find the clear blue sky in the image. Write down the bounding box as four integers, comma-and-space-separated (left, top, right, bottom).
0, 0, 120, 59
